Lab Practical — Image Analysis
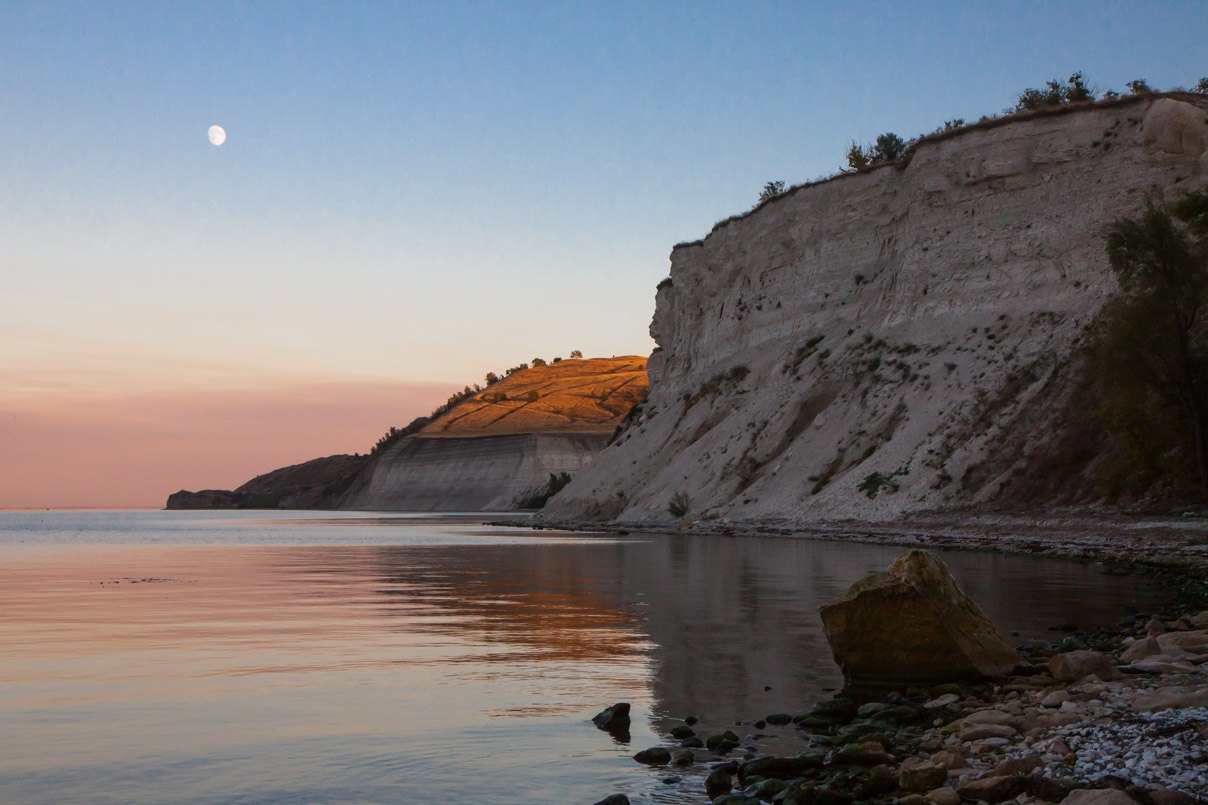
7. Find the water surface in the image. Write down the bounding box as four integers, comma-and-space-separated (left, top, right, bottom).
0, 510, 1171, 803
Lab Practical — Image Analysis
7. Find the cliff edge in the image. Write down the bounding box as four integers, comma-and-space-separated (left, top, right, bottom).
543, 95, 1208, 525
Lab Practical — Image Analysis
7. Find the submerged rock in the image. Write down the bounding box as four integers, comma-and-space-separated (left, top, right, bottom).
633, 747, 671, 765
818, 550, 1020, 685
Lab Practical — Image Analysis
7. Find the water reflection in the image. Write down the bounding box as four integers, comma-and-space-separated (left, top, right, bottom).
0, 514, 1173, 804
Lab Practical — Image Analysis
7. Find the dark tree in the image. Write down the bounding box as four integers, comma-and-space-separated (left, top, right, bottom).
1125, 79, 1153, 95
1092, 193, 1208, 493
845, 142, 870, 172
759, 180, 786, 201
872, 132, 906, 162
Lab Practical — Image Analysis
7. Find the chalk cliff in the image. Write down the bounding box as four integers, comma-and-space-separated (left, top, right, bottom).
543, 95, 1208, 524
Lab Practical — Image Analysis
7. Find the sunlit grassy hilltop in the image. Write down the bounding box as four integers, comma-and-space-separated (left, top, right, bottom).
421, 357, 648, 438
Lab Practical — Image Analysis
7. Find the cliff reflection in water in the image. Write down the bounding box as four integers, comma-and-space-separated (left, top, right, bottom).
0, 514, 1175, 804
342, 531, 1170, 725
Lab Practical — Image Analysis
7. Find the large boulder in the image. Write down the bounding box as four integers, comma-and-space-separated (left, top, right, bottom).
819, 550, 1020, 685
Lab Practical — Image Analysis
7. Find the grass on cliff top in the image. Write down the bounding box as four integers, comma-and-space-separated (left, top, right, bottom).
421, 356, 649, 437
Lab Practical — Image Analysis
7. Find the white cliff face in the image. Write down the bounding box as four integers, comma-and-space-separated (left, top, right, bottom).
341, 433, 610, 511
545, 96, 1208, 524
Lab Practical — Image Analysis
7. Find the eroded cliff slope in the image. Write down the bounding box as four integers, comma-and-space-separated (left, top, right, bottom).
339, 357, 648, 511
544, 95, 1208, 524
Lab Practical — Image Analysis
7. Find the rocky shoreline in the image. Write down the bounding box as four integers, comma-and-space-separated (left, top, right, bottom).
593, 604, 1208, 804
531, 512, 1208, 575
561, 517, 1208, 804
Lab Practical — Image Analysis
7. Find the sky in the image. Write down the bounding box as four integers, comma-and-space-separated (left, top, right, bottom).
2, 1, 1206, 507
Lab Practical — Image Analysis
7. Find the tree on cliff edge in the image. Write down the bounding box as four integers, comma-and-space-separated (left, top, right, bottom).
1091, 192, 1208, 495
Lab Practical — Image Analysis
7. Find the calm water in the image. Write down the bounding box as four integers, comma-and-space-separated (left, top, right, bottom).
0, 510, 1172, 804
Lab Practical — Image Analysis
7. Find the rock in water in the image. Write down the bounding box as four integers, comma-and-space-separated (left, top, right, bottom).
592, 702, 631, 733
818, 550, 1020, 685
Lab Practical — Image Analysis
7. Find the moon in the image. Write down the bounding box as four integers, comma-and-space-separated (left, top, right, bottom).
207, 125, 226, 146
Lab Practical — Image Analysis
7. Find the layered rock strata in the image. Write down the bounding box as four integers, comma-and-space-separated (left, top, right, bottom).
338, 432, 611, 511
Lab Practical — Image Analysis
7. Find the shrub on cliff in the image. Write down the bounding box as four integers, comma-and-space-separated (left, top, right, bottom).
1089, 192, 1208, 496
1013, 71, 1096, 112
759, 180, 786, 201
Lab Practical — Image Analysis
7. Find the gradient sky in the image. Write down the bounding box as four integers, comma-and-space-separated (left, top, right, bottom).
3, 1, 1206, 507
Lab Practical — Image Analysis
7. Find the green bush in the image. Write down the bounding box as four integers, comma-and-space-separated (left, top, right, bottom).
759, 180, 786, 201
1014, 71, 1096, 112
668, 491, 689, 518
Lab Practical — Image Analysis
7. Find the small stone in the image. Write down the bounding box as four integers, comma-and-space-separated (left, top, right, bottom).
1048, 651, 1116, 682
1061, 789, 1138, 804
706, 731, 741, 753
956, 775, 1025, 803
814, 788, 855, 805
1041, 690, 1072, 708
1119, 636, 1161, 662
756, 779, 788, 798
992, 754, 1043, 776
737, 753, 825, 784
1128, 658, 1195, 674
857, 702, 890, 717
671, 749, 695, 766
1144, 617, 1166, 636
1131, 687, 1208, 712
705, 767, 733, 798
932, 750, 965, 770
962, 710, 1017, 726
685, 715, 698, 725
1146, 787, 1199, 805
670, 724, 696, 739
765, 712, 793, 725
633, 747, 671, 765
959, 723, 1017, 741
924, 693, 961, 709
833, 740, 891, 766
926, 786, 961, 805
593, 796, 629, 805
681, 736, 705, 748
857, 764, 898, 798
899, 757, 948, 791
